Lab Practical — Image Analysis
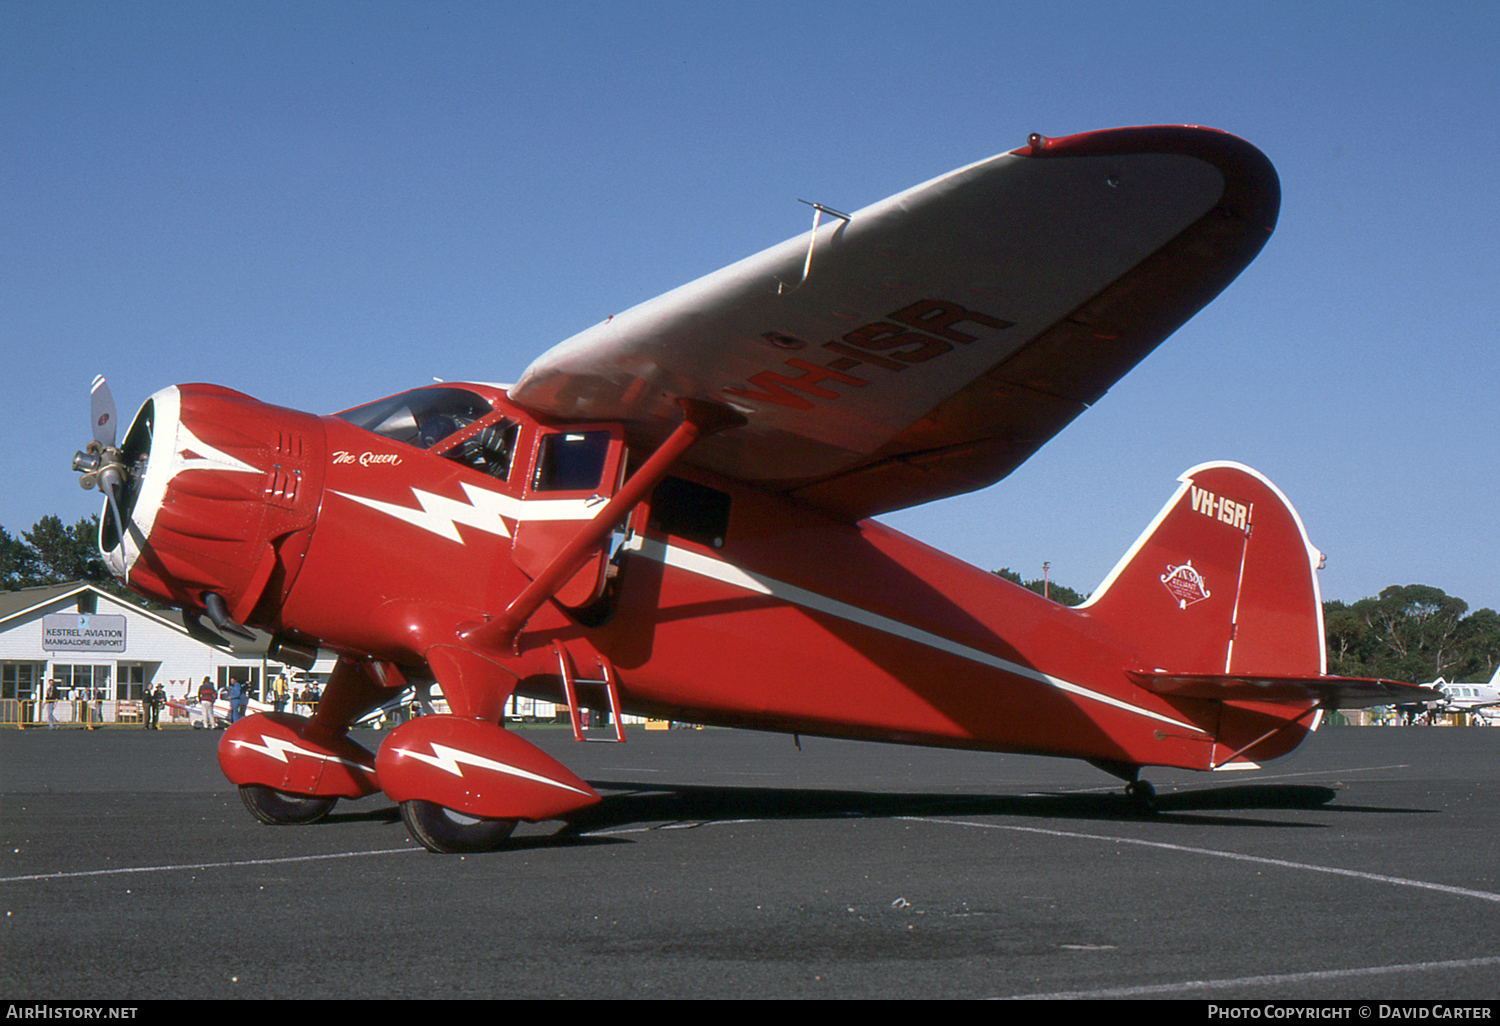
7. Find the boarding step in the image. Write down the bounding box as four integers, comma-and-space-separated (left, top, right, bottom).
554, 644, 625, 743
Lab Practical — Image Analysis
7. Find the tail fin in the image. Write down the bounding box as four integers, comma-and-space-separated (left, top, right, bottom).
1080, 463, 1439, 768
1081, 461, 1327, 680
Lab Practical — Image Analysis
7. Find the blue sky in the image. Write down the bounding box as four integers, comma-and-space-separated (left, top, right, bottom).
4, 1, 1497, 612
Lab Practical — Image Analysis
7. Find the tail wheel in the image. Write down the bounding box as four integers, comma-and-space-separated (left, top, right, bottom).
400, 799, 517, 854
239, 784, 338, 825
1125, 779, 1158, 816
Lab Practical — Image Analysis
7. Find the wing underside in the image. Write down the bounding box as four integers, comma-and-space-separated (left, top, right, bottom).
510, 126, 1281, 521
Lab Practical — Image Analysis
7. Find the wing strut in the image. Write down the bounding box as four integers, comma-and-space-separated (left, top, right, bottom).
464, 398, 743, 652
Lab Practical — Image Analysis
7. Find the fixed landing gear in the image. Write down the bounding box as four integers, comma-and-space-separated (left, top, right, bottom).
377, 714, 599, 852
1087, 759, 1159, 816
400, 799, 518, 854
239, 784, 339, 825
224, 704, 598, 852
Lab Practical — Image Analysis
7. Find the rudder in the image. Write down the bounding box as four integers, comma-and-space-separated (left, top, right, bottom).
1082, 461, 1327, 681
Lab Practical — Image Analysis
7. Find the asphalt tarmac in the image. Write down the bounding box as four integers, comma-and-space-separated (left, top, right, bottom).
2, 721, 1498, 1000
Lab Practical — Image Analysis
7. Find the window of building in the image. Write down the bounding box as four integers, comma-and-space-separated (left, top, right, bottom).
115, 662, 148, 701
1, 662, 42, 701
52, 664, 112, 699
218, 665, 260, 700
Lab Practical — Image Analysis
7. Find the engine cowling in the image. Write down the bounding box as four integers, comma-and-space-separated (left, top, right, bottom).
102, 383, 327, 628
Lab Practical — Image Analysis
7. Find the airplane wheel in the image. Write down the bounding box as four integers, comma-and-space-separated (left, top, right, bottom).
239, 784, 338, 825
400, 799, 517, 854
1125, 779, 1158, 816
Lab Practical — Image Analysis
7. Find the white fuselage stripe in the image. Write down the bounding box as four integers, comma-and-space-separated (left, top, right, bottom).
625, 536, 1200, 732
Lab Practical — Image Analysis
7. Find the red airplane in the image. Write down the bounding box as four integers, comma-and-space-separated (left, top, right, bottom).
72, 126, 1436, 852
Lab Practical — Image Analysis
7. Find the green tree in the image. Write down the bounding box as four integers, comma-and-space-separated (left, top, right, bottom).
23, 514, 111, 586
1324, 584, 1499, 682
1, 514, 144, 603
1452, 607, 1500, 681
991, 567, 1087, 606
1364, 585, 1469, 680
1323, 600, 1372, 677
1, 526, 35, 590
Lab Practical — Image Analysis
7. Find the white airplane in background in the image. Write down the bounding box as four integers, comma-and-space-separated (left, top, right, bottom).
1430, 667, 1500, 723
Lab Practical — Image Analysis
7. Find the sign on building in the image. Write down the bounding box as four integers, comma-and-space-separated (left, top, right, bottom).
41, 613, 127, 654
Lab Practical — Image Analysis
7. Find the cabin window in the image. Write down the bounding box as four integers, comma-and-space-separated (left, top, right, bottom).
446, 420, 519, 481
337, 388, 494, 451
648, 476, 730, 549
532, 431, 611, 492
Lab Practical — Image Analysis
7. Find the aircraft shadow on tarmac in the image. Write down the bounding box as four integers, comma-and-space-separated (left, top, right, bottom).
549, 779, 1428, 838
309, 780, 1432, 850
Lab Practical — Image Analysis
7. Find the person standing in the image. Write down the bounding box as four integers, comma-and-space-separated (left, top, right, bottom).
228, 676, 245, 724
271, 672, 288, 714
197, 676, 218, 729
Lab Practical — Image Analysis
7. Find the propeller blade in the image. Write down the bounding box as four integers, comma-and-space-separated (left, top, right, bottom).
80, 375, 136, 555
90, 375, 117, 449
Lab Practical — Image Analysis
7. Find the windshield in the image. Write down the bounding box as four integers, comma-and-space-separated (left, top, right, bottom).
336, 388, 493, 450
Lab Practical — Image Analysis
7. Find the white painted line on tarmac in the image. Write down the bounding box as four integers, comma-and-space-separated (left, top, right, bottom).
907, 816, 1500, 904
1002, 955, 1500, 999
0, 847, 420, 884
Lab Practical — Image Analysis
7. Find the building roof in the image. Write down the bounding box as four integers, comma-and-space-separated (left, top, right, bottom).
0, 582, 109, 622
0, 581, 270, 655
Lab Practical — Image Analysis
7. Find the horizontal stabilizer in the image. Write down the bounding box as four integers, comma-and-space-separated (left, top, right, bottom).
1128, 670, 1441, 710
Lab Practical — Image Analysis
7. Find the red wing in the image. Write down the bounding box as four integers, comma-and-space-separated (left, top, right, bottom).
509, 126, 1280, 521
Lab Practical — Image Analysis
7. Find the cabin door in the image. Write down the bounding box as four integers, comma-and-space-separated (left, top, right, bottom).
509, 425, 626, 608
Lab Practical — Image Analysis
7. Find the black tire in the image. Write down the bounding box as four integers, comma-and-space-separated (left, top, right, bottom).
400, 799, 517, 854
239, 784, 338, 825
1125, 779, 1158, 816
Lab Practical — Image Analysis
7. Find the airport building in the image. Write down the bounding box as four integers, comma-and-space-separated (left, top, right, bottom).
0, 581, 317, 727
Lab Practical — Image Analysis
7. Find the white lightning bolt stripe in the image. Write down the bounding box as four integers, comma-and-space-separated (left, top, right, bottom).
230, 734, 376, 775
173, 420, 262, 476
335, 481, 515, 542
393, 742, 593, 796
334, 482, 601, 544
625, 535, 1203, 734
